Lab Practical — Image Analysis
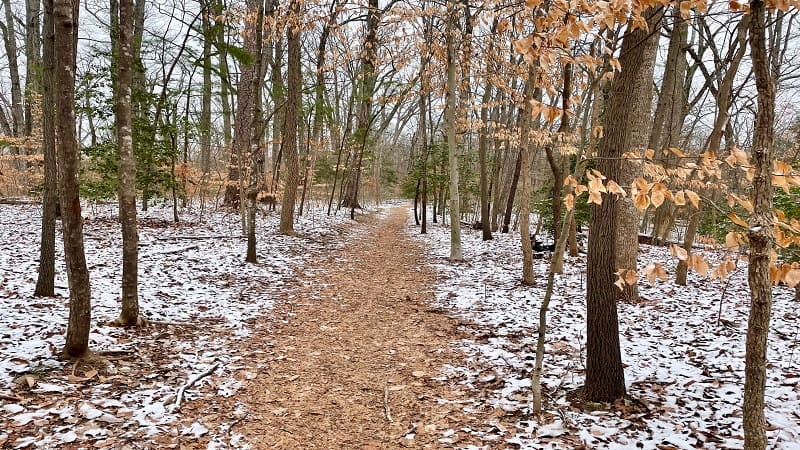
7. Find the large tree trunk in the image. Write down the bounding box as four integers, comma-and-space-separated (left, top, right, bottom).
445, 0, 462, 261
114, 0, 141, 326
743, 2, 775, 448
279, 0, 301, 234
613, 9, 661, 304
233, 0, 264, 259
585, 8, 662, 402
54, 0, 91, 358
33, 0, 56, 297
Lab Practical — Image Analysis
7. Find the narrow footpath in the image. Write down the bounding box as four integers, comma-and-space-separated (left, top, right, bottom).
185, 206, 491, 448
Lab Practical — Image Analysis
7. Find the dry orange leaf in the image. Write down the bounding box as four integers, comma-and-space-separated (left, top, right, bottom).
670, 244, 688, 261
728, 212, 749, 228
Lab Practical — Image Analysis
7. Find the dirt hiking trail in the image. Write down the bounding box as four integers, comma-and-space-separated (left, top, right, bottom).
184, 206, 492, 448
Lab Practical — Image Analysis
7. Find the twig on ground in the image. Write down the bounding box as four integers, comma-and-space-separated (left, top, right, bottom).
383, 385, 393, 423
0, 392, 21, 402
175, 361, 220, 410
398, 423, 417, 439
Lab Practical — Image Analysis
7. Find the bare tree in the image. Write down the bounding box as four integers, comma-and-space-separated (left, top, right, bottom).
279, 0, 301, 234
114, 0, 142, 326
585, 7, 663, 402
54, 0, 91, 357
33, 0, 56, 297
743, 1, 776, 447
445, 0, 462, 260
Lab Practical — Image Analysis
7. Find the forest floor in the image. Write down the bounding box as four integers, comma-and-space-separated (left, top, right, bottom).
2, 201, 799, 449
180, 205, 498, 449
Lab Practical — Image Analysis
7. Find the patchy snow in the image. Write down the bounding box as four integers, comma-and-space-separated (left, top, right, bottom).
410, 213, 800, 449
0, 200, 368, 448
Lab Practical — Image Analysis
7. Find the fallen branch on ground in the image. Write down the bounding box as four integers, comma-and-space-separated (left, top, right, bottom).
0, 197, 39, 205
150, 235, 246, 241
174, 361, 220, 410
142, 244, 200, 257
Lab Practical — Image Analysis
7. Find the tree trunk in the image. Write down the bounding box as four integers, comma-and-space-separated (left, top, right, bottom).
54, 0, 91, 358
677, 14, 749, 285
419, 30, 430, 234
34, 0, 56, 297
342, 0, 379, 210
675, 210, 699, 285
235, 0, 265, 259
199, 0, 213, 176
24, 0, 42, 136
114, 0, 141, 326
613, 9, 661, 304
585, 7, 662, 402
445, 0, 461, 261
478, 58, 492, 241
214, 0, 232, 152
502, 148, 522, 233
1, 0, 23, 139
279, 0, 301, 234
743, 2, 775, 448
269, 35, 285, 199
649, 13, 688, 245
519, 67, 537, 286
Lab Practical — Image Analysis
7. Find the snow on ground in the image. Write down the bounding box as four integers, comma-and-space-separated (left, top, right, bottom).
411, 214, 800, 449
0, 199, 368, 449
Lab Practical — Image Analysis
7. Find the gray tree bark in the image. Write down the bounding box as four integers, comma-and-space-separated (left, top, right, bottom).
743, 1, 775, 448
279, 0, 301, 234
54, 0, 91, 358
114, 0, 141, 326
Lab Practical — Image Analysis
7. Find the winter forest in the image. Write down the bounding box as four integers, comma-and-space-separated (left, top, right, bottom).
1, 0, 800, 448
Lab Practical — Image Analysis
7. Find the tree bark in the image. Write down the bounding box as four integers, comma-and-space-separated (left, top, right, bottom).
1, 0, 23, 139
502, 149, 522, 233
445, 0, 462, 261
34, 0, 56, 297
613, 9, 661, 304
54, 0, 91, 358
585, 7, 662, 402
743, 2, 775, 448
519, 67, 537, 286
418, 22, 430, 234
478, 47, 493, 241
279, 0, 301, 234
199, 0, 213, 176
24, 0, 42, 137
114, 0, 141, 326
649, 13, 688, 245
